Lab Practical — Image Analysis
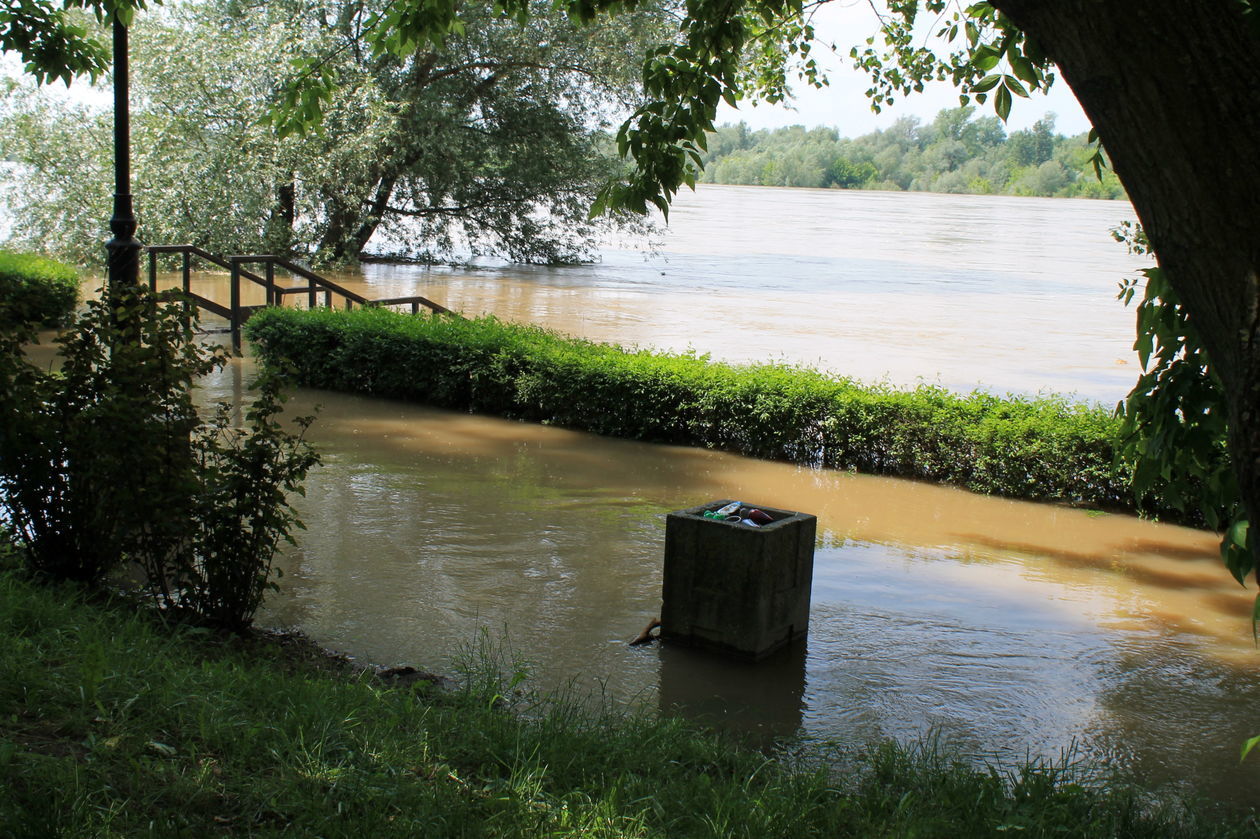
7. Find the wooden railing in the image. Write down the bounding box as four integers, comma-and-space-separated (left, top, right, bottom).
146, 246, 451, 348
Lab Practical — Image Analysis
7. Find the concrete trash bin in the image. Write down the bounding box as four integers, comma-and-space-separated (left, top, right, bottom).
660, 500, 816, 660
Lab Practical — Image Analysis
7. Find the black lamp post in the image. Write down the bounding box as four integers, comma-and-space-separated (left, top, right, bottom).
105, 15, 141, 294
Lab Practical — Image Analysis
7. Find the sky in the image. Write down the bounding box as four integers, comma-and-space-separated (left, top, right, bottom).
2, 0, 1092, 140
715, 0, 1092, 138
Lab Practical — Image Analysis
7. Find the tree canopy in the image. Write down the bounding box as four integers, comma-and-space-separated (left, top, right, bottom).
696, 110, 1125, 198
2, 0, 667, 264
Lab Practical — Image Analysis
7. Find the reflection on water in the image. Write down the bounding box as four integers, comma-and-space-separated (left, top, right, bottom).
658, 642, 807, 745
185, 358, 1260, 807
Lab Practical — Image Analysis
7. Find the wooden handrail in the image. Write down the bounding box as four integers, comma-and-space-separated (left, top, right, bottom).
146, 245, 455, 349
148, 245, 269, 288
229, 256, 372, 306
371, 295, 451, 315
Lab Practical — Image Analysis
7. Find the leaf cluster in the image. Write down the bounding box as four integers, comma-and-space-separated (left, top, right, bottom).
851, 1, 1053, 123
1, 0, 150, 85
0, 281, 319, 631
1112, 223, 1251, 587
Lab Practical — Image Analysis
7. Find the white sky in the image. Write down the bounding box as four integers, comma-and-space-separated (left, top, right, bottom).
2, 0, 1091, 139
717, 0, 1091, 137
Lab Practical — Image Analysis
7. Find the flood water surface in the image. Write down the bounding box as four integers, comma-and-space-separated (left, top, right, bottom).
160, 186, 1258, 805
172, 185, 1144, 404
190, 363, 1260, 808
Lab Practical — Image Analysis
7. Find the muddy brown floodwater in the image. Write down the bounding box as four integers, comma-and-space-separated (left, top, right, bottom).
180, 354, 1260, 807
163, 185, 1148, 404
72, 186, 1258, 806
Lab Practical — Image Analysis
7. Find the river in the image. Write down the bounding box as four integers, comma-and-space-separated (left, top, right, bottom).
364, 185, 1146, 405
148, 186, 1260, 806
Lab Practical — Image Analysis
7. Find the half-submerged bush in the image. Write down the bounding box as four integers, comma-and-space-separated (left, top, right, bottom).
0, 249, 79, 329
0, 284, 319, 630
246, 306, 1168, 517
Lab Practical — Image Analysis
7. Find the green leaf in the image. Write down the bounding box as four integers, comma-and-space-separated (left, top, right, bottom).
1243, 733, 1260, 762
1229, 519, 1250, 550
1009, 55, 1038, 85
973, 48, 1000, 72
1252, 592, 1260, 647
1002, 75, 1029, 98
972, 73, 1001, 93
994, 84, 1011, 121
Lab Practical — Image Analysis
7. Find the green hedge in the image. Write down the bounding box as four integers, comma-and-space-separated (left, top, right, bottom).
0, 249, 80, 329
246, 306, 1159, 516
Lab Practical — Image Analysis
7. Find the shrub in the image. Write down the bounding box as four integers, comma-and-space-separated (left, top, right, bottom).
246, 306, 1181, 519
0, 284, 319, 630
0, 249, 80, 329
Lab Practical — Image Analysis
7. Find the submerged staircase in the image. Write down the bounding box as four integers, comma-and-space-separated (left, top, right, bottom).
146, 245, 451, 348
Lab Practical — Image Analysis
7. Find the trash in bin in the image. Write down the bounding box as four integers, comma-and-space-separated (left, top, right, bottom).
659, 500, 816, 660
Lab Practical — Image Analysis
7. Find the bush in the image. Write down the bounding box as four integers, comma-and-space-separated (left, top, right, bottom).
245, 306, 1177, 518
0, 284, 319, 630
0, 249, 80, 329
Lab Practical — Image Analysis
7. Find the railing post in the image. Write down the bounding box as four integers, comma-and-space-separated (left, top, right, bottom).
230, 258, 241, 350
147, 249, 157, 292
181, 250, 191, 294
308, 279, 317, 310
265, 260, 276, 307
324, 290, 331, 308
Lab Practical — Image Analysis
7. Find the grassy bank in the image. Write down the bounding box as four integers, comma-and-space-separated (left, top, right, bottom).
245, 307, 1187, 521
1, 568, 1253, 838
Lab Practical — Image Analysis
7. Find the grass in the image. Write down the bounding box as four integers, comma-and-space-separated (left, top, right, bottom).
1, 568, 1255, 838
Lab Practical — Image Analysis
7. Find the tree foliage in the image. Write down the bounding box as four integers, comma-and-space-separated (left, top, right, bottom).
1113, 224, 1249, 584
0, 282, 319, 630
0, 0, 135, 85
697, 109, 1124, 197
1, 0, 667, 265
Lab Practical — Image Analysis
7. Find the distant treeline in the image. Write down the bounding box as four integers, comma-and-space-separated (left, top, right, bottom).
699, 107, 1125, 200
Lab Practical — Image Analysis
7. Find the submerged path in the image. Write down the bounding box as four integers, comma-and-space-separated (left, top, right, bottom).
191, 355, 1260, 807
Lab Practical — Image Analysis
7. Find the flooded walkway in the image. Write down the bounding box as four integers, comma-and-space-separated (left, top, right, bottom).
187, 359, 1260, 806
87, 184, 1260, 805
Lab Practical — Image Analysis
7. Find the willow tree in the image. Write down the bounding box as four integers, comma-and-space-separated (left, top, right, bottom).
2, 0, 667, 264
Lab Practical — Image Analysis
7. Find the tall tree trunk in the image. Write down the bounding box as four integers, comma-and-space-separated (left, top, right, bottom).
269, 177, 296, 253
278, 178, 295, 231
318, 202, 353, 264
318, 177, 398, 263
992, 0, 1260, 565
346, 176, 398, 259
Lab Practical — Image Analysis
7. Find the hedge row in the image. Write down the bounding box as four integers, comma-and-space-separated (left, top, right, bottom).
0, 249, 80, 329
245, 306, 1157, 516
